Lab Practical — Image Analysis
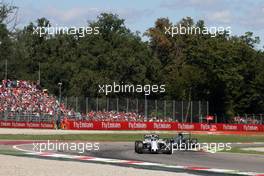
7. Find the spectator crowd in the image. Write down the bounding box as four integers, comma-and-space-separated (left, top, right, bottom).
0, 80, 262, 124
0, 80, 149, 122
0, 80, 60, 119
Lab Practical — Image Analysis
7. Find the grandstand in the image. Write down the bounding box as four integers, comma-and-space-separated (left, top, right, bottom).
0, 80, 263, 125
0, 80, 146, 122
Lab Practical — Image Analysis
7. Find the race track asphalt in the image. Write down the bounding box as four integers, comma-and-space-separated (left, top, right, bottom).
2, 141, 264, 174
87, 142, 264, 173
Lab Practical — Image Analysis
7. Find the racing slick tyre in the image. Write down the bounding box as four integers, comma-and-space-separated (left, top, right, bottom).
136, 141, 143, 154
135, 141, 143, 154
135, 141, 139, 153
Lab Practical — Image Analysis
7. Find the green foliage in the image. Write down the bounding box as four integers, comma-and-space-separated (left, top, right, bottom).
0, 2, 264, 119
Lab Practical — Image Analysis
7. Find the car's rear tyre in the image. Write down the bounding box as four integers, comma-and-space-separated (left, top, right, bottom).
135, 141, 138, 153
137, 141, 143, 154
135, 141, 139, 153
135, 141, 143, 154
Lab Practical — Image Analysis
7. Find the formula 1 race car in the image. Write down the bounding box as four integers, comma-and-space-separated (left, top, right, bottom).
171, 132, 198, 150
135, 133, 198, 154
135, 134, 172, 154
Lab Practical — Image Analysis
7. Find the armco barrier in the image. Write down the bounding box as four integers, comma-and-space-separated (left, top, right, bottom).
0, 121, 54, 129
0, 120, 263, 132
65, 120, 264, 132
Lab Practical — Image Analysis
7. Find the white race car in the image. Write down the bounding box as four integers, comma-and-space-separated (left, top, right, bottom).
135, 134, 172, 154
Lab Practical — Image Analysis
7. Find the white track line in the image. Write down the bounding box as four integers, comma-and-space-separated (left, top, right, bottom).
12, 143, 264, 176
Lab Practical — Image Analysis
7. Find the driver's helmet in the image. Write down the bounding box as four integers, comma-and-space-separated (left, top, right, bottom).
178, 133, 183, 138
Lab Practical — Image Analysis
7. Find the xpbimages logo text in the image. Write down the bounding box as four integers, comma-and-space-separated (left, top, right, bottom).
33, 24, 100, 37
170, 142, 232, 154
165, 25, 232, 37
33, 140, 100, 153
98, 82, 166, 95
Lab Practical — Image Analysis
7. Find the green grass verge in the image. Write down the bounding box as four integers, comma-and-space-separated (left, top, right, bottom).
0, 133, 264, 143
0, 149, 27, 156
222, 147, 264, 155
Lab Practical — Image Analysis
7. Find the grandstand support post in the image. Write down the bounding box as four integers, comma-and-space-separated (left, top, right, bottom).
86, 97, 89, 114
126, 98, 129, 113
136, 98, 138, 114
155, 99, 158, 117
58, 82, 62, 126
116, 98, 119, 113
18, 108, 21, 122
198, 101, 201, 123
245, 114, 248, 123
5, 60, 7, 80
181, 101, 184, 122
215, 114, 217, 123
96, 97, 98, 112
190, 101, 193, 123
261, 114, 263, 124
206, 101, 209, 116
144, 95, 147, 121
38, 62, 41, 85
65, 97, 68, 109
106, 97, 109, 112
76, 97, 78, 112
164, 100, 166, 119
173, 100, 175, 121
30, 108, 33, 122
58, 83, 62, 105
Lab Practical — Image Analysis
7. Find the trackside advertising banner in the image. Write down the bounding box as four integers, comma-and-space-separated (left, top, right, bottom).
0, 120, 263, 132
0, 121, 54, 129
65, 120, 264, 132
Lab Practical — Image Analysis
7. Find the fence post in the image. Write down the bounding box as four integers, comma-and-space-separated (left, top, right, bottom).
190, 101, 193, 123
96, 97, 98, 112
181, 101, 184, 122
65, 96, 68, 109
164, 100, 166, 119
144, 95, 148, 121
136, 98, 138, 114
206, 101, 209, 116
106, 97, 109, 111
198, 101, 201, 123
245, 114, 248, 123
155, 100, 158, 117
116, 98, 119, 113
18, 108, 21, 122
173, 100, 175, 121
63, 97, 68, 109
75, 97, 78, 112
86, 97, 88, 114
126, 98, 129, 113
